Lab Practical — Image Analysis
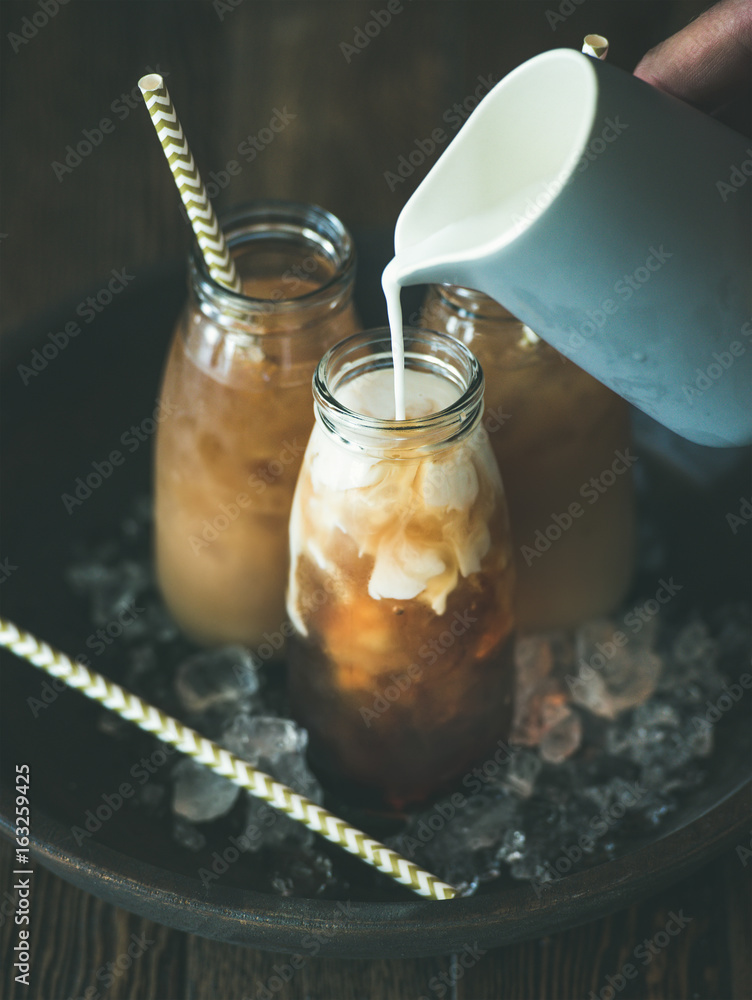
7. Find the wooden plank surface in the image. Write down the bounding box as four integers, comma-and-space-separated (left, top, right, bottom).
1, 835, 750, 999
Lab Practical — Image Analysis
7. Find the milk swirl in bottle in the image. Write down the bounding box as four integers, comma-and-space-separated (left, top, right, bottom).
286, 328, 516, 808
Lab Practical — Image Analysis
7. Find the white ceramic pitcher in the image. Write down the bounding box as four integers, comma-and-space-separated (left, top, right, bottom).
390, 48, 752, 447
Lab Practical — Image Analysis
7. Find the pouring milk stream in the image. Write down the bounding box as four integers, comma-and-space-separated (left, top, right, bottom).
381, 48, 752, 446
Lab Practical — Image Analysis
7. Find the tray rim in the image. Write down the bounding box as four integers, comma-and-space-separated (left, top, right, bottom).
0, 778, 749, 958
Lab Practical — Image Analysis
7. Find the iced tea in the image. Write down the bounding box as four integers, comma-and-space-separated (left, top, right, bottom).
421, 285, 634, 632
155, 202, 359, 648
286, 329, 516, 808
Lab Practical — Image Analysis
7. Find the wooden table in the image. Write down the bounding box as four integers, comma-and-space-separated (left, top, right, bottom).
1, 835, 750, 999
2, 2, 749, 997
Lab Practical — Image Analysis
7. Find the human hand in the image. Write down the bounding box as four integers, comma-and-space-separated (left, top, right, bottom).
633, 0, 751, 131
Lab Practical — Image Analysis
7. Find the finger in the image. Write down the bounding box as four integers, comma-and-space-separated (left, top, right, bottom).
633, 0, 752, 116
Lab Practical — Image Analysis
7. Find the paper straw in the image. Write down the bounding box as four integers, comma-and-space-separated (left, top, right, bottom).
582, 34, 609, 60
0, 618, 456, 901
138, 73, 241, 293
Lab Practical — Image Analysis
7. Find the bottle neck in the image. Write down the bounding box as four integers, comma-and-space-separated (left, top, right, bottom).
428, 284, 518, 323
189, 200, 356, 335
313, 328, 484, 457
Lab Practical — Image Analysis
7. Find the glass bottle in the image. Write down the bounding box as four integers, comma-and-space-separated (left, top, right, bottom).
286, 327, 516, 810
155, 201, 359, 649
421, 285, 635, 632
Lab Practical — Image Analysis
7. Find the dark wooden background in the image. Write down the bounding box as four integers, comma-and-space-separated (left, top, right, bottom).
2, 2, 751, 998
0, 0, 708, 333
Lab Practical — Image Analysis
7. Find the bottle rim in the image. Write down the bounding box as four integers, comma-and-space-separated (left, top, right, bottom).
313, 326, 485, 454
189, 199, 356, 318
432, 283, 517, 321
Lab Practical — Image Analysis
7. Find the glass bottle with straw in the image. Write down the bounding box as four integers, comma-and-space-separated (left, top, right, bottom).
139, 75, 360, 651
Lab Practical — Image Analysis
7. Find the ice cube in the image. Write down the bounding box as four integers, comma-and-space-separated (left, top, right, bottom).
120, 496, 153, 539
682, 718, 714, 758
714, 603, 751, 659
671, 620, 718, 676
514, 635, 554, 685
269, 855, 337, 897
124, 644, 159, 688
512, 635, 571, 746
242, 794, 315, 852
173, 816, 207, 852
139, 782, 165, 810
175, 647, 260, 714
498, 749, 542, 798
389, 790, 520, 890
171, 758, 239, 822
572, 620, 662, 719
539, 710, 583, 764
96, 709, 132, 739
221, 714, 323, 803
271, 876, 295, 896
91, 561, 150, 626
604, 699, 710, 776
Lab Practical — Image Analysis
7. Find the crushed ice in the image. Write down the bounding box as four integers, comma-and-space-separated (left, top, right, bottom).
66, 500, 750, 898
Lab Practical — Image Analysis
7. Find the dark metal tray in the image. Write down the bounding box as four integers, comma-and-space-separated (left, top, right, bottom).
1, 248, 749, 958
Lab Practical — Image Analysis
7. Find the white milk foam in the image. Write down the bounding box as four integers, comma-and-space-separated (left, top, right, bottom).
287, 367, 501, 627
337, 368, 460, 420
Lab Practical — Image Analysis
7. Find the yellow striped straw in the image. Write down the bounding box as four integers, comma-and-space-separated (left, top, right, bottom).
138, 73, 241, 293
0, 619, 456, 901
582, 35, 609, 60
